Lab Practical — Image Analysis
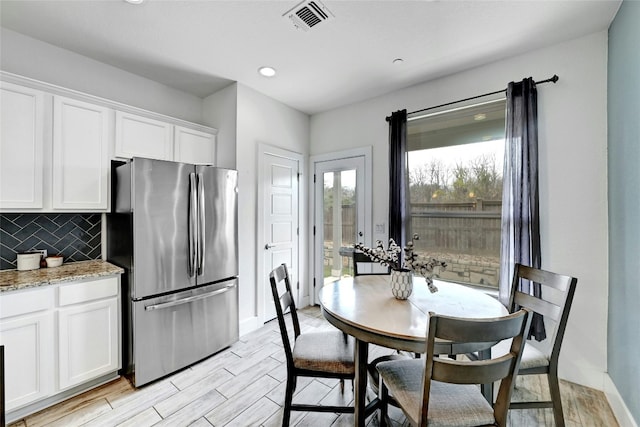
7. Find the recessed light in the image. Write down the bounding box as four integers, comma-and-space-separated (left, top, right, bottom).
393, 58, 404, 64
258, 66, 277, 77
124, 0, 145, 4
474, 113, 487, 121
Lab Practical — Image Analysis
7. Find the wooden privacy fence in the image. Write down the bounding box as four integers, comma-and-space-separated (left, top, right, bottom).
410, 201, 501, 257
323, 201, 501, 256
324, 205, 357, 245
323, 201, 502, 288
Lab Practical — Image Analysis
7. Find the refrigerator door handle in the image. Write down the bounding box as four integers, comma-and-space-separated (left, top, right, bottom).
197, 172, 206, 275
144, 283, 236, 311
188, 172, 198, 277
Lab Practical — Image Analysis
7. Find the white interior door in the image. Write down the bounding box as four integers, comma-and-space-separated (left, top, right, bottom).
262, 153, 299, 322
313, 155, 368, 303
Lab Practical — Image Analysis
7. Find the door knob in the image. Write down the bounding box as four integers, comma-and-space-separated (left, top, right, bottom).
358, 231, 363, 237
265, 243, 275, 250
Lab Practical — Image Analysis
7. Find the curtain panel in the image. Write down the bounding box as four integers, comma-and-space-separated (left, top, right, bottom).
500, 78, 545, 341
388, 109, 408, 249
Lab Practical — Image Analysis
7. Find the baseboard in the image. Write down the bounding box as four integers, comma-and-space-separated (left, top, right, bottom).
6, 372, 120, 424
604, 374, 638, 427
299, 295, 310, 308
239, 315, 261, 337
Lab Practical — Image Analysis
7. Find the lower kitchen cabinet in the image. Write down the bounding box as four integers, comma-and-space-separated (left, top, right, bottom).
0, 275, 121, 422
0, 309, 55, 411
58, 292, 119, 390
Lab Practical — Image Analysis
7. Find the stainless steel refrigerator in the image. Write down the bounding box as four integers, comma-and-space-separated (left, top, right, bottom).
107, 157, 238, 387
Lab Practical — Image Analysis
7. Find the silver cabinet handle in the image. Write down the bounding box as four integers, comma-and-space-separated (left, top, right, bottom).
197, 172, 205, 275
188, 173, 198, 277
145, 283, 236, 311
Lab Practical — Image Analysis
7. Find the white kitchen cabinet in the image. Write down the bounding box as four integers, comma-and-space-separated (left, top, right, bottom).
53, 96, 111, 210
115, 110, 173, 161
174, 125, 216, 165
0, 287, 55, 412
58, 277, 119, 390
0, 275, 120, 421
0, 82, 45, 209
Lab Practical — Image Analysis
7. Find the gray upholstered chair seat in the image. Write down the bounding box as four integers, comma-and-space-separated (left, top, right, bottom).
293, 330, 355, 374
377, 359, 495, 427
490, 339, 549, 369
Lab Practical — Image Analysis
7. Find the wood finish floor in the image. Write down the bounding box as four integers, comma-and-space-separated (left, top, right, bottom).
9, 306, 618, 427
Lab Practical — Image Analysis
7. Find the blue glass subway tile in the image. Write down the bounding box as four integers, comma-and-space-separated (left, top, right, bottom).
0, 229, 20, 248
13, 214, 34, 228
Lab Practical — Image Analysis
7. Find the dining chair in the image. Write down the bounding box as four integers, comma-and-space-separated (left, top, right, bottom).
499, 263, 578, 427
269, 263, 355, 426
377, 309, 532, 427
353, 250, 390, 276
378, 309, 532, 427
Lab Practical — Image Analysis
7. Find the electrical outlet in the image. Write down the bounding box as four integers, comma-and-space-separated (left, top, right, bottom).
375, 223, 386, 234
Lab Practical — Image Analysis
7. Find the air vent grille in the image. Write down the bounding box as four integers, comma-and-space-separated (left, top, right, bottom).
283, 0, 334, 31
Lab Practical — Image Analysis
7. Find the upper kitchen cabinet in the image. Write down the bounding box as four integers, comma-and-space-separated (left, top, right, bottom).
1, 73, 218, 212
53, 96, 111, 210
0, 82, 45, 209
174, 126, 216, 165
115, 111, 173, 161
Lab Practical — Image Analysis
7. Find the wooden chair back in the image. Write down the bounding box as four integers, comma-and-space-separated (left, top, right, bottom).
423, 309, 533, 426
353, 251, 389, 276
509, 264, 578, 364
269, 263, 300, 368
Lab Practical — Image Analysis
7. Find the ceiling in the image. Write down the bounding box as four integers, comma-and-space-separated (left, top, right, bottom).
0, 0, 621, 115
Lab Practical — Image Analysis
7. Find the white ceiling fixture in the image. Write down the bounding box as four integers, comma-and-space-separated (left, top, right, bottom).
283, 0, 334, 32
258, 66, 277, 77
123, 0, 145, 4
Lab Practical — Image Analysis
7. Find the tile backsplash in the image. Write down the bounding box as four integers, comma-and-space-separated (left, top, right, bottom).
0, 213, 102, 270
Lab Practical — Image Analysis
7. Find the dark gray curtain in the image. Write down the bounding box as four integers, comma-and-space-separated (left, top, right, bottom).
388, 109, 408, 249
500, 78, 545, 341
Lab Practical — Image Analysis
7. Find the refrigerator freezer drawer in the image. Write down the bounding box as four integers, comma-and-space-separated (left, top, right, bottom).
131, 279, 238, 386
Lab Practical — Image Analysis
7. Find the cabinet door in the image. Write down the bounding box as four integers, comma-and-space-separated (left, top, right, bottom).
0, 311, 55, 411
115, 111, 173, 161
0, 82, 45, 209
58, 297, 119, 390
174, 126, 216, 165
52, 96, 110, 210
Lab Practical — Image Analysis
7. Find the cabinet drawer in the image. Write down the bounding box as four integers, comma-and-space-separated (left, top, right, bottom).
0, 287, 54, 319
59, 277, 119, 306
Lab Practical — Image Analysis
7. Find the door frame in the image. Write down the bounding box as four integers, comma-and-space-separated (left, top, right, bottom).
256, 143, 305, 324
309, 146, 372, 305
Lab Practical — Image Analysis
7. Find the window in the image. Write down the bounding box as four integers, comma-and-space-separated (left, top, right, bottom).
406, 98, 506, 288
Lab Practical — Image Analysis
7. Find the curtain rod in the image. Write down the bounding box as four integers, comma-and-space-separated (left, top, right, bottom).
386, 74, 559, 121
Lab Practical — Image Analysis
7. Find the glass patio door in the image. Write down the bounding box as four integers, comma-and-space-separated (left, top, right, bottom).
313, 156, 366, 302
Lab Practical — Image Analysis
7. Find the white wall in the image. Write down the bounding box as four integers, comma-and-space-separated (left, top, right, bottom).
0, 28, 204, 123
310, 32, 609, 390
235, 83, 310, 333
203, 83, 238, 169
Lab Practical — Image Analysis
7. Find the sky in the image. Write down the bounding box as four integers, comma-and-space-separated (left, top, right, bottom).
407, 139, 504, 186
322, 138, 504, 190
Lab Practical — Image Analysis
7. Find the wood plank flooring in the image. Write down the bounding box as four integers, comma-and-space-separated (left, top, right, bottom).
9, 306, 619, 427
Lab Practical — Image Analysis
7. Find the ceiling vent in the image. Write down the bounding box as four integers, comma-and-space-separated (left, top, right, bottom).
283, 0, 334, 31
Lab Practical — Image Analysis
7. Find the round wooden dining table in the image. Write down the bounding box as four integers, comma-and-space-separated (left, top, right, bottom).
319, 274, 508, 427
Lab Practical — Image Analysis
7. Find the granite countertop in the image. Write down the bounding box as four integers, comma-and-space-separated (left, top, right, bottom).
0, 260, 124, 293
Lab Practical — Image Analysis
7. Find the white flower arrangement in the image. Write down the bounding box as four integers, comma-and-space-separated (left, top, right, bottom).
354, 238, 447, 293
